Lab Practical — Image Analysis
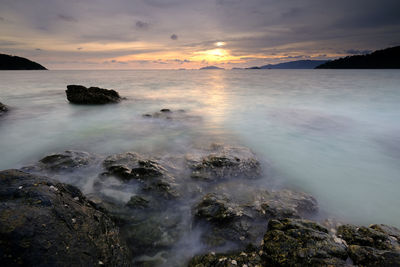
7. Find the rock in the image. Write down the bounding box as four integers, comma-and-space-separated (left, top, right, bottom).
26, 150, 96, 172
102, 152, 179, 199
260, 189, 318, 219
186, 144, 261, 181
188, 248, 263, 267
142, 109, 201, 122
126, 195, 151, 209
261, 218, 348, 266
122, 212, 183, 257
337, 224, 400, 266
0, 101, 8, 114
194, 188, 318, 248
0, 169, 131, 266
66, 85, 122, 104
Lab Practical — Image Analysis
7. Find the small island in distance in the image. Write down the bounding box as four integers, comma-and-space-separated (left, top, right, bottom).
199, 65, 224, 70
0, 53, 47, 70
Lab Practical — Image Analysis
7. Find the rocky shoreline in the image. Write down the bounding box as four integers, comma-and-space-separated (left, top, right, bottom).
1, 88, 399, 266
1, 144, 400, 266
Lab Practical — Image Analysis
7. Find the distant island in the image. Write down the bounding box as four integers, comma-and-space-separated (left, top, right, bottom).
200, 66, 224, 70
0, 53, 47, 70
316, 46, 400, 69
247, 60, 328, 70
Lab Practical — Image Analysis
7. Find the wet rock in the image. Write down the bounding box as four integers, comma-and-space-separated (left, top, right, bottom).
123, 212, 183, 256
126, 195, 151, 209
66, 84, 122, 104
261, 218, 348, 266
194, 188, 318, 248
103, 152, 179, 199
186, 144, 261, 181
0, 101, 8, 114
24, 150, 96, 172
188, 248, 263, 267
260, 189, 318, 219
0, 169, 131, 266
337, 224, 400, 266
142, 109, 200, 122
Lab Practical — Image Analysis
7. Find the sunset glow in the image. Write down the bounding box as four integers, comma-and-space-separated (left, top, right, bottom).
1, 0, 399, 69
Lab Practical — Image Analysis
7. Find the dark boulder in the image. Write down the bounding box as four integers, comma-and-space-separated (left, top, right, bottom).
0, 169, 132, 266
186, 144, 261, 181
261, 218, 349, 266
66, 85, 122, 104
337, 224, 400, 266
102, 152, 179, 199
23, 150, 96, 172
194, 188, 318, 248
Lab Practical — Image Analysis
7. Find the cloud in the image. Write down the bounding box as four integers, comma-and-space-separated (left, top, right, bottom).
35, 48, 42, 51
0, 17, 4, 21
136, 20, 150, 29
170, 34, 178, 40
57, 14, 77, 22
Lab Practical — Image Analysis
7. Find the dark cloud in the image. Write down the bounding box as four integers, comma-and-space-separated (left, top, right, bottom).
136, 20, 149, 29
35, 48, 42, 51
77, 47, 83, 50
0, 40, 21, 46
57, 14, 77, 22
1, 0, 399, 68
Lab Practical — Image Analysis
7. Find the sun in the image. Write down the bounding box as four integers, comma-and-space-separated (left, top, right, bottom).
216, 42, 226, 47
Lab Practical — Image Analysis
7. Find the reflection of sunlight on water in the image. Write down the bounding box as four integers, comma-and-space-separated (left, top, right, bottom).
197, 71, 229, 130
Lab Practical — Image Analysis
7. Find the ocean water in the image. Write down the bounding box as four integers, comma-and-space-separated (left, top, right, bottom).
1, 69, 400, 240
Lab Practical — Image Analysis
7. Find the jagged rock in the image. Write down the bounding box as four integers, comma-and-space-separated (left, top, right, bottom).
186, 144, 261, 181
22, 150, 96, 172
102, 152, 179, 199
194, 188, 318, 248
66, 85, 122, 104
0, 169, 132, 266
337, 224, 400, 266
261, 218, 349, 266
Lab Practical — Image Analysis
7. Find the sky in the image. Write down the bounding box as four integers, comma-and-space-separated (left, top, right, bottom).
1, 0, 400, 69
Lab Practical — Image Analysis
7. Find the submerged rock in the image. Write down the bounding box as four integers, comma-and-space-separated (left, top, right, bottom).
186, 144, 261, 181
194, 188, 318, 248
337, 224, 400, 266
261, 218, 349, 266
142, 108, 200, 122
66, 84, 122, 104
0, 169, 131, 266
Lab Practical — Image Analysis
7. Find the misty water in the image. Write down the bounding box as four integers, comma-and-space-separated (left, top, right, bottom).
1, 69, 400, 264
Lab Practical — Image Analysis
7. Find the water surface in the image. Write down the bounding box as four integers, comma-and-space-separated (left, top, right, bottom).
1, 69, 400, 228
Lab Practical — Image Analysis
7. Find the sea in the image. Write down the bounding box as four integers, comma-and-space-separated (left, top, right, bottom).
1, 69, 400, 263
